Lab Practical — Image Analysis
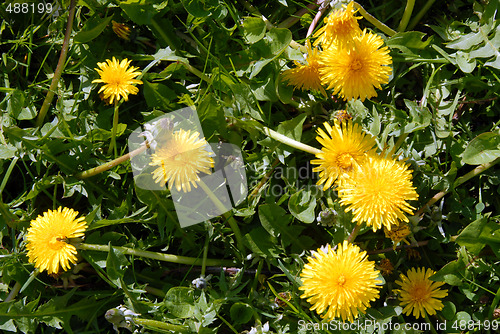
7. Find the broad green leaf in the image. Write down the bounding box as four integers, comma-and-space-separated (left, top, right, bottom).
267, 28, 292, 57
0, 144, 17, 159
462, 132, 500, 165
441, 301, 456, 321
143, 80, 177, 109
430, 260, 465, 286
243, 227, 280, 258
259, 203, 287, 237
276, 113, 307, 142
288, 189, 316, 224
74, 16, 113, 43
455, 216, 500, 257
164, 287, 195, 318
229, 303, 253, 324
120, 3, 156, 25
242, 17, 266, 44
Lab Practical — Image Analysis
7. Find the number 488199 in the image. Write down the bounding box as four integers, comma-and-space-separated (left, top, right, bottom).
6, 2, 53, 14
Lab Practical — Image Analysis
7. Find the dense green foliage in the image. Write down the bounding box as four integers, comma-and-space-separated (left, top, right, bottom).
0, 0, 499, 333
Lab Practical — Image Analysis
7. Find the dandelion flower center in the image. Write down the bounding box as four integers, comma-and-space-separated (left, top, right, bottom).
49, 235, 66, 250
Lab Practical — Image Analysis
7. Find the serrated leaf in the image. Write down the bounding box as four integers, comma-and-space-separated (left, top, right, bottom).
462, 132, 500, 165
106, 245, 130, 288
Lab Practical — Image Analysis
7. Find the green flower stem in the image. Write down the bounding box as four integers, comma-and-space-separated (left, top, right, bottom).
397, 0, 415, 32
416, 157, 500, 216
182, 62, 213, 85
35, 0, 76, 127
407, 0, 437, 31
201, 235, 210, 277
108, 102, 120, 156
77, 243, 235, 267
353, 2, 397, 37
74, 145, 148, 179
424, 312, 439, 334
197, 180, 246, 256
263, 127, 322, 155
3, 282, 21, 303
134, 318, 189, 333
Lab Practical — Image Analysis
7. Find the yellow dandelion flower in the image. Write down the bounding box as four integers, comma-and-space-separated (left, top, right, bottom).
313, 1, 361, 48
300, 241, 382, 322
385, 223, 412, 248
395, 267, 448, 319
92, 57, 143, 104
150, 129, 214, 193
26, 207, 87, 275
319, 30, 392, 102
338, 155, 418, 232
311, 120, 377, 190
377, 258, 394, 276
112, 20, 131, 41
282, 41, 326, 96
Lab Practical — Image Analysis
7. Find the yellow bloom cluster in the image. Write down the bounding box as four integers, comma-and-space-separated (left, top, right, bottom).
282, 1, 392, 102
312, 120, 418, 232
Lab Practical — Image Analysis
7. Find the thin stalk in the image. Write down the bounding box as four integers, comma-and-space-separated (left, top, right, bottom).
134, 318, 189, 333
182, 63, 213, 85
74, 145, 147, 179
353, 2, 397, 37
108, 102, 120, 156
0, 157, 18, 195
77, 243, 235, 267
397, 0, 415, 32
306, 3, 329, 38
347, 224, 362, 243
407, 0, 437, 31
416, 158, 500, 216
201, 236, 210, 277
393, 133, 409, 152
36, 0, 77, 127
263, 127, 322, 155
197, 180, 246, 256
3, 282, 21, 303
